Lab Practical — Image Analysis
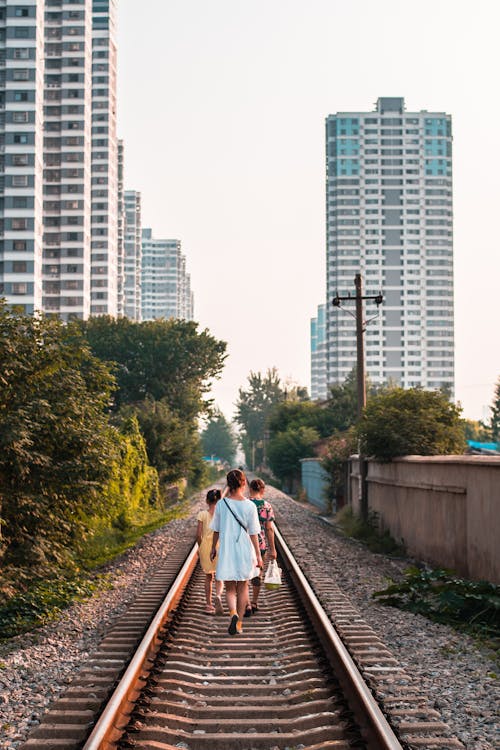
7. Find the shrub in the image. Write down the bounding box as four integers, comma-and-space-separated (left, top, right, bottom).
358, 387, 466, 461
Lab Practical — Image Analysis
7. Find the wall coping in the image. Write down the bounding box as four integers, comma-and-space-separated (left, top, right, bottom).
390, 455, 500, 466
350, 454, 500, 467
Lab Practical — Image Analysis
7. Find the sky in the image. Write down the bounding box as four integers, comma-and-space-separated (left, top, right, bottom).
117, 0, 500, 423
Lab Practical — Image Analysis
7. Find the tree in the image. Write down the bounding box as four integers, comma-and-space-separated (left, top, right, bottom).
463, 419, 491, 443
118, 398, 202, 485
267, 426, 320, 491
201, 409, 237, 465
234, 368, 285, 468
0, 303, 117, 589
490, 377, 500, 444
358, 386, 466, 461
80, 316, 227, 487
321, 429, 358, 509
80, 316, 227, 419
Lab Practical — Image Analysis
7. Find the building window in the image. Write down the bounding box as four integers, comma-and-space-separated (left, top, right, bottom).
12, 261, 27, 273
12, 283, 27, 294
13, 48, 30, 59
12, 69, 30, 81
13, 241, 27, 251
12, 218, 27, 230
12, 111, 29, 122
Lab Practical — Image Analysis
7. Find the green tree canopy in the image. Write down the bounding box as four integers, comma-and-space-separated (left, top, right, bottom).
267, 426, 320, 490
234, 368, 285, 467
463, 418, 491, 443
0, 303, 117, 583
358, 386, 466, 461
490, 377, 500, 444
118, 397, 203, 485
201, 408, 237, 464
80, 316, 227, 419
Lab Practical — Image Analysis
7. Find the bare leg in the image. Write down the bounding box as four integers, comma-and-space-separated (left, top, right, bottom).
225, 580, 237, 613
236, 580, 249, 623
214, 578, 224, 614
205, 572, 214, 607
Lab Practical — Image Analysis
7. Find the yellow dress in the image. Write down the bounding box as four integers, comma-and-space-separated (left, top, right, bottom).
197, 509, 218, 573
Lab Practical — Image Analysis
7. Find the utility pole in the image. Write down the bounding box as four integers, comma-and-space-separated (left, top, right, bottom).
332, 273, 383, 521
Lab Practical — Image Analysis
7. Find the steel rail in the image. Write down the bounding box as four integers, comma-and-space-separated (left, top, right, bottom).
82, 544, 199, 750
274, 523, 403, 750
82, 526, 402, 750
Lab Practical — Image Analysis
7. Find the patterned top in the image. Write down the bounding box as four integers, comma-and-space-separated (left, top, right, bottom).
251, 498, 275, 552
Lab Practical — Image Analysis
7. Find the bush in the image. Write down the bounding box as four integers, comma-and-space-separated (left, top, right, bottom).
374, 567, 500, 640
358, 387, 466, 461
335, 506, 404, 555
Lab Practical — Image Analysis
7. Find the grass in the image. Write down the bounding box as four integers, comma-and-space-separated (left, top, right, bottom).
0, 501, 190, 642
81, 501, 190, 569
334, 505, 405, 556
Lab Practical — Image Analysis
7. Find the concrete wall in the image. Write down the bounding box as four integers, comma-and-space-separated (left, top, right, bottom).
300, 458, 331, 513
349, 456, 500, 583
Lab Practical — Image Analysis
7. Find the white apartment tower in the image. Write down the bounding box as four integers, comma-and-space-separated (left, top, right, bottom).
326, 97, 454, 394
90, 0, 117, 315
42, 0, 93, 320
0, 0, 118, 320
141, 227, 193, 322
116, 137, 124, 314
123, 188, 141, 321
0, 0, 45, 313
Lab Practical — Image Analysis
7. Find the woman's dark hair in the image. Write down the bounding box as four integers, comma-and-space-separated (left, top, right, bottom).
250, 478, 265, 493
206, 488, 221, 504
226, 468, 246, 492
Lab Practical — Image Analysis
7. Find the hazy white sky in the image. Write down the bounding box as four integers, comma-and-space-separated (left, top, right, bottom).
117, 0, 500, 422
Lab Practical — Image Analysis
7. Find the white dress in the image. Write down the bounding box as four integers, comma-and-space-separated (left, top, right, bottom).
210, 497, 260, 581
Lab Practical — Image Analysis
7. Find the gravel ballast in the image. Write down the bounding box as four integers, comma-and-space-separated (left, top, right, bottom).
0, 487, 498, 749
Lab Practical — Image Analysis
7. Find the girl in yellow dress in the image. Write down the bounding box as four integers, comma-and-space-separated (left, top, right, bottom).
196, 489, 224, 614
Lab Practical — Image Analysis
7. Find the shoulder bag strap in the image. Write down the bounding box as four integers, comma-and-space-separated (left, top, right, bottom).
223, 498, 247, 532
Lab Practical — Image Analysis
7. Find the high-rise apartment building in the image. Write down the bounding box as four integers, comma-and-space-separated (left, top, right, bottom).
116, 137, 124, 315
42, 0, 93, 320
0, 0, 118, 320
90, 0, 118, 315
123, 189, 141, 321
325, 97, 454, 394
0, 0, 45, 313
310, 303, 327, 400
141, 227, 193, 322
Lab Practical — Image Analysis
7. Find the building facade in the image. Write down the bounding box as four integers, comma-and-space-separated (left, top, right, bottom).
141, 227, 193, 321
42, 0, 93, 320
0, 0, 118, 320
310, 302, 327, 400
0, 0, 45, 313
123, 188, 141, 320
90, 0, 118, 315
116, 136, 124, 314
325, 97, 454, 394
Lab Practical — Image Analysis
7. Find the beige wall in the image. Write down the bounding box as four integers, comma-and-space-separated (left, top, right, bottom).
349, 456, 500, 584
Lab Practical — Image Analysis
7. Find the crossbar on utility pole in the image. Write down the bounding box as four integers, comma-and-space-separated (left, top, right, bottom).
332, 273, 383, 521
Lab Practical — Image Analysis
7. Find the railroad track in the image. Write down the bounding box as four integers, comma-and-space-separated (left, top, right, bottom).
20, 512, 464, 750
81, 527, 403, 750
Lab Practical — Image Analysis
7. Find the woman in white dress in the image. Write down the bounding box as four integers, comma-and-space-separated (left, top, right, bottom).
210, 469, 262, 635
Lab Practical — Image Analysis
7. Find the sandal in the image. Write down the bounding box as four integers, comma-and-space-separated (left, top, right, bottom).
251, 603, 259, 614
228, 613, 239, 635
214, 596, 224, 616
205, 605, 216, 615
243, 604, 253, 618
